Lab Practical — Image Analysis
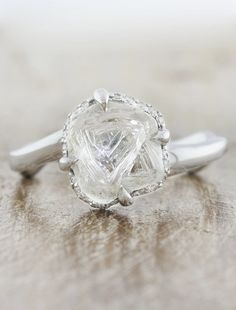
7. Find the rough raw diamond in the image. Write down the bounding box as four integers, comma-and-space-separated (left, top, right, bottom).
65, 96, 166, 206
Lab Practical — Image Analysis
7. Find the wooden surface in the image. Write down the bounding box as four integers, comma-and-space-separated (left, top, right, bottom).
0, 24, 236, 310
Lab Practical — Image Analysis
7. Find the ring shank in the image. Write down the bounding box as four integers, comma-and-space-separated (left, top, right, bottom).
9, 131, 227, 178
168, 131, 227, 175
10, 131, 63, 177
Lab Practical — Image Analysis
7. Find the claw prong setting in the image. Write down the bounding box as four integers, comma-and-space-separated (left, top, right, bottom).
93, 88, 109, 111
118, 186, 133, 206
59, 157, 73, 171
157, 129, 170, 145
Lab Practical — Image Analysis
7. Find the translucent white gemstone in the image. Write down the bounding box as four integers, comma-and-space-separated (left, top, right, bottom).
65, 97, 166, 206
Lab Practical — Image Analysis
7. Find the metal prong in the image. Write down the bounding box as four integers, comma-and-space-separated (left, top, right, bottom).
58, 157, 73, 171
93, 88, 109, 111
118, 186, 133, 206
157, 129, 170, 145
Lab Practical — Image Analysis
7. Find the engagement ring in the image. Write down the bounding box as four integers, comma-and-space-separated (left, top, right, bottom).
10, 89, 227, 208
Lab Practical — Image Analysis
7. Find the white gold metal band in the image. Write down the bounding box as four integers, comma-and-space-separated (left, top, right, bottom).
9, 131, 227, 178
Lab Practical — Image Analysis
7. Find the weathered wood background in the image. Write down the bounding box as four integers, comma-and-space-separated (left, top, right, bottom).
0, 21, 236, 310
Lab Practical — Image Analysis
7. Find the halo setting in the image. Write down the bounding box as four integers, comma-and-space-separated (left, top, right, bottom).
62, 90, 170, 208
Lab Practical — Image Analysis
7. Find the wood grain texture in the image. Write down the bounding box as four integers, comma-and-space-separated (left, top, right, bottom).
0, 24, 236, 310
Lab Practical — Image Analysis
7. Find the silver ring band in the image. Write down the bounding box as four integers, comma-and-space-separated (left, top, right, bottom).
10, 130, 227, 178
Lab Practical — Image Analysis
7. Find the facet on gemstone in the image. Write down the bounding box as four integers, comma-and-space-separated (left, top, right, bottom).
63, 94, 168, 207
